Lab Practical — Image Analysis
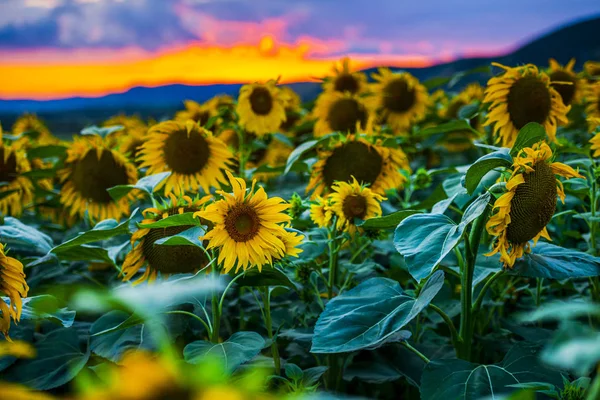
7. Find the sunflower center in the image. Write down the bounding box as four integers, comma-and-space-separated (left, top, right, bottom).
323, 141, 383, 189
506, 76, 552, 129
192, 110, 210, 126
383, 78, 416, 113
249, 87, 274, 115
550, 71, 577, 105
142, 225, 207, 274
224, 204, 260, 242
333, 74, 360, 94
342, 194, 367, 221
506, 161, 557, 245
126, 138, 144, 161
163, 129, 210, 175
0, 147, 18, 183
72, 150, 129, 204
327, 98, 367, 133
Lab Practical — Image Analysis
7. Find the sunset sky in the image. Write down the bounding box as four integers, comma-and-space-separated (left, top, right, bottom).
1, 0, 599, 100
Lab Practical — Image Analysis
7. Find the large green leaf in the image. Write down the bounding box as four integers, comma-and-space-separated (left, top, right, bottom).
108, 172, 171, 201
464, 149, 512, 195
0, 217, 53, 254
16, 295, 76, 327
356, 210, 421, 230
234, 266, 296, 289
90, 311, 147, 363
27, 144, 68, 160
510, 243, 600, 279
284, 139, 318, 174
510, 122, 546, 156
420, 343, 562, 400
155, 226, 205, 247
541, 321, 600, 376
184, 331, 265, 372
310, 270, 444, 353
517, 300, 600, 323
51, 217, 132, 254
137, 212, 199, 229
3, 328, 90, 390
394, 192, 490, 281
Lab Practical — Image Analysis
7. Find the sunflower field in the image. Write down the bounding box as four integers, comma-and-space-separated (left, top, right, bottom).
1, 58, 600, 400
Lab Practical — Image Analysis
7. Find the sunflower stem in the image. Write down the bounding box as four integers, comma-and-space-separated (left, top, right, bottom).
400, 341, 430, 364
210, 268, 221, 343
327, 227, 339, 299
261, 287, 281, 375
428, 303, 460, 349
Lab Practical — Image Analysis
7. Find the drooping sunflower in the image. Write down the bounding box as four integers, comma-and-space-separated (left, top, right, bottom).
58, 135, 139, 221
0, 243, 28, 339
310, 196, 333, 228
121, 195, 211, 285
439, 83, 484, 152
0, 129, 35, 217
11, 113, 56, 146
249, 138, 294, 181
322, 58, 369, 95
486, 141, 583, 267
328, 178, 385, 235
196, 171, 302, 273
483, 63, 570, 147
313, 91, 373, 137
370, 68, 429, 132
585, 81, 600, 121
138, 120, 235, 196
306, 136, 410, 198
547, 58, 583, 106
236, 80, 289, 137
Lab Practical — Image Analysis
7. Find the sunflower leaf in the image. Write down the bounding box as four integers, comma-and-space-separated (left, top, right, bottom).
310, 271, 444, 353
137, 212, 200, 229
26, 144, 68, 160
356, 210, 421, 230
233, 266, 297, 289
457, 102, 480, 119
2, 295, 75, 327
154, 226, 205, 247
465, 149, 512, 195
90, 311, 148, 363
0, 217, 53, 255
510, 122, 546, 156
80, 125, 123, 138
418, 120, 478, 138
52, 215, 134, 254
108, 172, 171, 201
284, 139, 318, 174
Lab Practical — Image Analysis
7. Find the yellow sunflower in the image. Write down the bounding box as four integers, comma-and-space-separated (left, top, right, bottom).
547, 58, 583, 106
589, 117, 600, 156
102, 114, 147, 148
310, 196, 333, 228
11, 113, 56, 146
175, 100, 216, 127
483, 63, 570, 147
58, 135, 139, 221
0, 243, 28, 339
122, 195, 211, 285
440, 83, 484, 152
117, 129, 147, 166
322, 58, 369, 95
328, 178, 385, 235
236, 80, 289, 137
0, 382, 56, 400
278, 86, 303, 133
313, 91, 373, 137
585, 81, 600, 121
138, 120, 235, 196
0, 130, 35, 217
370, 68, 429, 132
306, 136, 410, 198
486, 141, 583, 267
583, 60, 600, 82
250, 139, 294, 181
196, 171, 302, 273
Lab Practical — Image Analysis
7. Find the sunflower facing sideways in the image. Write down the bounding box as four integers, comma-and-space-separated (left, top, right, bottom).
328, 178, 385, 235
483, 63, 570, 148
121, 195, 210, 285
236, 80, 289, 137
249, 138, 294, 182
585, 82, 600, 121
0, 127, 35, 217
175, 100, 216, 127
439, 83, 484, 151
547, 58, 583, 106
306, 136, 410, 198
486, 141, 583, 267
589, 117, 600, 156
322, 58, 369, 95
11, 113, 56, 147
138, 120, 235, 196
196, 172, 303, 273
58, 135, 139, 222
370, 68, 429, 132
0, 243, 28, 339
313, 91, 373, 137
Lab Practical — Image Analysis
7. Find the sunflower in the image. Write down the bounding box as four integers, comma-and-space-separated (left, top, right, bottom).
0, 130, 35, 217
486, 141, 583, 267
121, 195, 210, 285
313, 91, 373, 137
306, 136, 410, 198
278, 86, 304, 133
440, 83, 484, 152
483, 63, 570, 147
11, 113, 56, 146
583, 60, 600, 82
310, 196, 333, 228
322, 58, 369, 95
0, 383, 56, 400
58, 135, 139, 221
546, 58, 583, 106
102, 114, 147, 148
196, 171, 302, 273
175, 100, 216, 127
370, 68, 429, 132
0, 243, 28, 339
249, 139, 294, 181
138, 120, 235, 196
118, 129, 147, 166
585, 82, 600, 121
589, 117, 600, 156
236, 80, 289, 137
328, 178, 385, 235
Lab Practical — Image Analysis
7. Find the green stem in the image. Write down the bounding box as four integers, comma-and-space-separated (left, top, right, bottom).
535, 278, 544, 308
211, 289, 220, 343
428, 303, 461, 349
166, 310, 211, 337
587, 367, 600, 400
401, 341, 430, 364
349, 240, 370, 264
261, 287, 281, 375
327, 230, 340, 299
472, 270, 505, 314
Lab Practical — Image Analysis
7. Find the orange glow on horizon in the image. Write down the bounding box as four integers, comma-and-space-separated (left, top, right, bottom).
0, 39, 442, 101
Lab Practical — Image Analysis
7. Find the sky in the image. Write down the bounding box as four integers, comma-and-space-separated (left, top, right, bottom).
0, 0, 599, 100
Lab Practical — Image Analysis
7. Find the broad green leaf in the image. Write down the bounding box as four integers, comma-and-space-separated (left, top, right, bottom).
90, 311, 146, 363
465, 149, 512, 195
511, 243, 600, 279
302, 366, 329, 387
541, 321, 600, 376
108, 172, 171, 201
138, 212, 199, 229
418, 120, 479, 138
81, 125, 123, 138
285, 139, 318, 174
518, 300, 600, 323
457, 103, 480, 119
0, 217, 53, 254
356, 210, 421, 229
234, 266, 296, 289
420, 343, 562, 400
510, 122, 546, 156
27, 145, 68, 160
184, 331, 265, 372
0, 324, 34, 372
155, 226, 205, 247
394, 192, 490, 281
15, 295, 76, 327
423, 76, 451, 90
285, 363, 304, 380
310, 270, 444, 353
52, 217, 132, 254
3, 328, 90, 390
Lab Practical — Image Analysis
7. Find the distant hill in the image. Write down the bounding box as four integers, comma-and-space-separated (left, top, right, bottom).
0, 14, 599, 135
